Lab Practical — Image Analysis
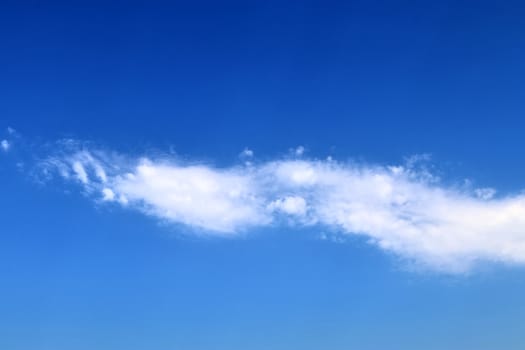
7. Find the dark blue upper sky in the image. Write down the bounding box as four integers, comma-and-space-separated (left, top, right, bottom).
3, 0, 525, 181
2, 1, 525, 349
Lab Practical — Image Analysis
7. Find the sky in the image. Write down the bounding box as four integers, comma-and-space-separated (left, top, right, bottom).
2, 0, 525, 349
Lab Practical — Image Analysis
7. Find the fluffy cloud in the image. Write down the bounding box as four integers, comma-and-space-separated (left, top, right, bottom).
240, 148, 254, 158
1, 140, 9, 152
267, 196, 307, 216
40, 145, 525, 273
114, 161, 269, 232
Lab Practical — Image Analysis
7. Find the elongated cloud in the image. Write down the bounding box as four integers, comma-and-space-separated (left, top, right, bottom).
39, 144, 525, 273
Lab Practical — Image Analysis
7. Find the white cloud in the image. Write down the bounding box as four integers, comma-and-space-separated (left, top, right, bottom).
113, 160, 269, 233
39, 145, 525, 273
72, 161, 89, 184
294, 145, 305, 156
240, 148, 254, 158
475, 188, 496, 200
268, 196, 307, 216
102, 188, 115, 201
1, 140, 10, 152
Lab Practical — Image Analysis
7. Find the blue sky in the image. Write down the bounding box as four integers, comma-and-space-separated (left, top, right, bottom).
2, 1, 525, 348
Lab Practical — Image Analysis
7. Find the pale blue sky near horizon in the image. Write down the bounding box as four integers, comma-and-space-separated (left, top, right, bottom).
2, 1, 525, 349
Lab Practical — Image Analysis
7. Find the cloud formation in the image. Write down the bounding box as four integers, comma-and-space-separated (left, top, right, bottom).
39, 144, 525, 273
1, 140, 9, 152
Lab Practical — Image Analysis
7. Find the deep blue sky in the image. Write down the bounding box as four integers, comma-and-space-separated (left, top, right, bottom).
2, 1, 525, 349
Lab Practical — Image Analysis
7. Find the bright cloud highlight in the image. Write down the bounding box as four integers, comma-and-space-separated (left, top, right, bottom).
1, 140, 9, 152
